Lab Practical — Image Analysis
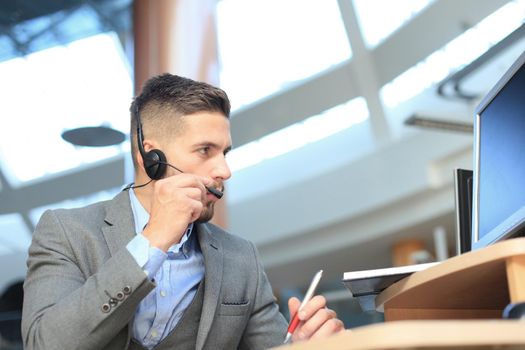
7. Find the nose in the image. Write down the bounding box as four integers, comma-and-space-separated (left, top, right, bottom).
212, 155, 232, 182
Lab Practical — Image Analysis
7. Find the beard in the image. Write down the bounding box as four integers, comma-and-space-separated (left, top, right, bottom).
195, 182, 223, 223
196, 200, 215, 223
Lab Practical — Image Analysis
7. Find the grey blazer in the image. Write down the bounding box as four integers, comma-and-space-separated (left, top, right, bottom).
22, 191, 287, 350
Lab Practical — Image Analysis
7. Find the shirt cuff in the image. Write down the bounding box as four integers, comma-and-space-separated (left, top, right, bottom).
126, 234, 167, 280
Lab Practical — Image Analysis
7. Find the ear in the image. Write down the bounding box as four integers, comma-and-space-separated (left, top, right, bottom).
135, 139, 159, 168
142, 139, 158, 153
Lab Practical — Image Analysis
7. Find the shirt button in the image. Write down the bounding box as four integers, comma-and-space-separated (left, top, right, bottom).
151, 330, 158, 338
160, 290, 166, 297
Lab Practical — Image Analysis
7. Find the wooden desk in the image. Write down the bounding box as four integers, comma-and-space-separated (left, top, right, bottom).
275, 238, 525, 349
376, 237, 525, 321
272, 320, 525, 350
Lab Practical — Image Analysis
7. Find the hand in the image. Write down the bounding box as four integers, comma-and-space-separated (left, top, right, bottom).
142, 173, 213, 251
288, 295, 345, 342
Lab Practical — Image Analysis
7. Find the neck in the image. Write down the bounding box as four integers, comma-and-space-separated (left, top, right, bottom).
133, 174, 154, 213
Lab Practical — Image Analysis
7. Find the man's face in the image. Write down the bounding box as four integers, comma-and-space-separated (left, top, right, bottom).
161, 111, 232, 222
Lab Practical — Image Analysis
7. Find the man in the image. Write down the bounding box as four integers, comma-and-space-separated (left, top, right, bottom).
22, 74, 344, 349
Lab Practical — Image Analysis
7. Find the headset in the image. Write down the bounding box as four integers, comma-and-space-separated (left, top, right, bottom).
132, 103, 223, 198
134, 103, 167, 180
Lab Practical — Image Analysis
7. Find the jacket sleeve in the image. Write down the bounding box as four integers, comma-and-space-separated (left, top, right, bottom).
22, 210, 155, 350
239, 241, 288, 350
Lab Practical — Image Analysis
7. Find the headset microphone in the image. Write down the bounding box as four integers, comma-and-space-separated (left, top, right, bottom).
134, 103, 223, 199
203, 184, 223, 199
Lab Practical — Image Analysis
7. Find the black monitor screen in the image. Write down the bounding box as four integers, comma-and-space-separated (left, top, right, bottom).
474, 51, 525, 248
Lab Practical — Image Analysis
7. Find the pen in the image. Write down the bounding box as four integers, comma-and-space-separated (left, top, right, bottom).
283, 269, 323, 344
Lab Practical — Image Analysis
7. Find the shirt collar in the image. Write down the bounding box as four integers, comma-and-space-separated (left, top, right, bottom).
128, 189, 194, 254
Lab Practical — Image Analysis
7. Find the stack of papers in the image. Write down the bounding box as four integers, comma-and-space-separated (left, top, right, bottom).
342, 262, 439, 311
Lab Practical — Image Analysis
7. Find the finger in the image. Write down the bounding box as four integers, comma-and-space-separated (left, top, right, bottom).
298, 295, 327, 321
196, 175, 214, 187
197, 177, 217, 201
189, 199, 204, 222
288, 297, 301, 318
293, 308, 336, 341
309, 318, 345, 340
163, 174, 208, 193
168, 189, 204, 221
183, 176, 211, 201
174, 174, 213, 188
183, 187, 205, 201
161, 176, 208, 202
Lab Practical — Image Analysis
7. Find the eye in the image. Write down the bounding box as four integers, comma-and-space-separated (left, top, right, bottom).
198, 146, 211, 155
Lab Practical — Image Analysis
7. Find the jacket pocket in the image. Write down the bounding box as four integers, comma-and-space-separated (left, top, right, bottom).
218, 301, 250, 316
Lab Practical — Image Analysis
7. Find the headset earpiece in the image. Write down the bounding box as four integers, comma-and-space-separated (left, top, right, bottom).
143, 148, 167, 180
135, 103, 167, 180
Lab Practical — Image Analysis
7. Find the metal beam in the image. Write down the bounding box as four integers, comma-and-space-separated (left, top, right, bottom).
373, 0, 510, 85
337, 0, 391, 144
230, 61, 359, 147
230, 0, 510, 148
0, 156, 125, 214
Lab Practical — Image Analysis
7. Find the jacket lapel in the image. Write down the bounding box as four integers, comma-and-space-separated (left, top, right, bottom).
101, 191, 136, 256
101, 192, 225, 349
196, 223, 223, 350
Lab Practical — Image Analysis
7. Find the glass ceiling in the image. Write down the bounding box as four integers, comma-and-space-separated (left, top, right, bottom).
0, 32, 133, 187
381, 0, 525, 108
227, 97, 369, 172
217, 0, 438, 172
352, 0, 435, 48
0, 1, 133, 291
216, 0, 352, 111
0, 1, 132, 63
2, 0, 520, 210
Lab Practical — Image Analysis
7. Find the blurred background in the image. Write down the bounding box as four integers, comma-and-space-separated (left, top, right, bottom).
1, 0, 525, 348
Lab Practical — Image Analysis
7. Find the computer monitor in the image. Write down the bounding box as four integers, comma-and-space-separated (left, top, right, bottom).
454, 168, 472, 254
472, 50, 525, 250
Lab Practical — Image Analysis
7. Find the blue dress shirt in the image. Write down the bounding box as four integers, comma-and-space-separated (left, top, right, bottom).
126, 189, 205, 349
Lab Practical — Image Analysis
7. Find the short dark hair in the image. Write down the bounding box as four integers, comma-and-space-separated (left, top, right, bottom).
130, 74, 231, 170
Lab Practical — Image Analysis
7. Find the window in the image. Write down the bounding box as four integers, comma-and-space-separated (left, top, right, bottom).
217, 0, 352, 111
0, 32, 132, 186
352, 0, 434, 48
227, 97, 368, 172
381, 0, 525, 108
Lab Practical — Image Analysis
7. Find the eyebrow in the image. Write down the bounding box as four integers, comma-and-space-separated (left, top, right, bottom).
194, 142, 232, 155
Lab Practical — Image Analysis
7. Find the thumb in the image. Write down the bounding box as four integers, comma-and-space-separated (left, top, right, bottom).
198, 175, 214, 187
288, 297, 301, 319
